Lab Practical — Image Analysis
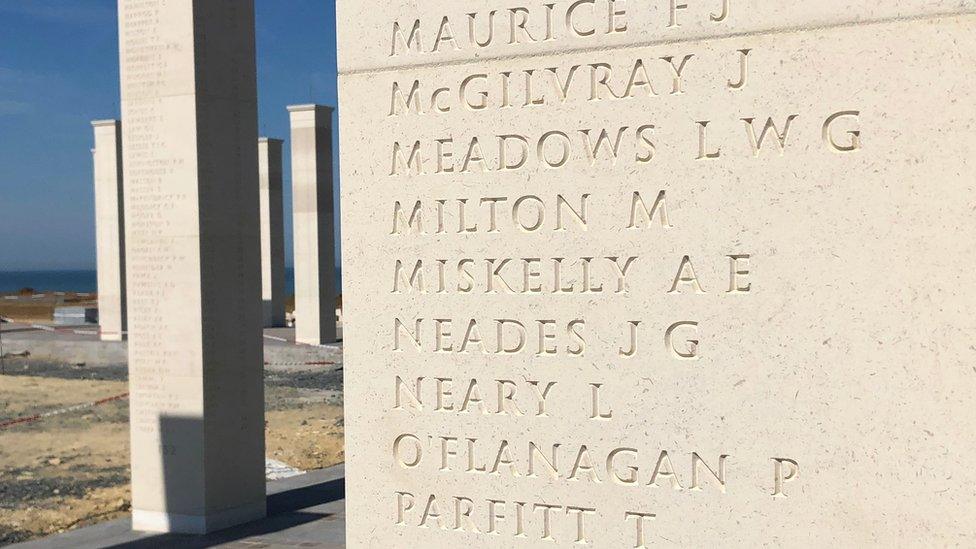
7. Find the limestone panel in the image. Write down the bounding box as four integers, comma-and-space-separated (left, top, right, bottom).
339, 4, 976, 546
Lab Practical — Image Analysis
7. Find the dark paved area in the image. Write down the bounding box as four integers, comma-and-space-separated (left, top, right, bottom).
9, 466, 345, 549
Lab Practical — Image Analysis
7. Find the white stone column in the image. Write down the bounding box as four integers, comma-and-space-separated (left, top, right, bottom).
119, 0, 265, 534
259, 138, 286, 328
91, 120, 126, 341
288, 105, 337, 345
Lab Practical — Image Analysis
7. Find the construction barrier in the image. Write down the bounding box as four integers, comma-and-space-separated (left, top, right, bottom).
0, 393, 129, 430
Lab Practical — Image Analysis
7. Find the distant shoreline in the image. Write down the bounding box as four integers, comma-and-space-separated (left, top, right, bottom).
0, 268, 337, 294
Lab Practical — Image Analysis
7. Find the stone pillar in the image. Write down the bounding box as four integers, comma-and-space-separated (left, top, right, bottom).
119, 0, 265, 534
91, 120, 126, 341
287, 105, 337, 345
258, 138, 286, 328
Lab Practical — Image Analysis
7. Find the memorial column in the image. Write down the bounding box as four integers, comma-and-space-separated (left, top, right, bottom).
288, 104, 337, 346
91, 119, 126, 342
118, 0, 265, 533
259, 137, 286, 328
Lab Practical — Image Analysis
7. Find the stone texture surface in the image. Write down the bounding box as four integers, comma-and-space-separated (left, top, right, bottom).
337, 0, 976, 72
91, 120, 126, 342
259, 137, 287, 328
289, 105, 338, 346
119, 0, 265, 534
338, 2, 976, 547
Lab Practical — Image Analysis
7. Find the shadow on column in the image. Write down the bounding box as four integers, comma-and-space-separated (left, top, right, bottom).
107, 416, 344, 548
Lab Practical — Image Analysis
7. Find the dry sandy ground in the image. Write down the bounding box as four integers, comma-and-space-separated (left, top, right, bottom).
0, 292, 97, 323
0, 362, 344, 546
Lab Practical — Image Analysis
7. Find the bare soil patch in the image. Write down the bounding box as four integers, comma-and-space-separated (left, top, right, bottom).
0, 363, 343, 545
0, 292, 96, 323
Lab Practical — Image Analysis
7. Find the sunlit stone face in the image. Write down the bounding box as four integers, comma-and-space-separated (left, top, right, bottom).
338, 1, 976, 546
119, 0, 265, 534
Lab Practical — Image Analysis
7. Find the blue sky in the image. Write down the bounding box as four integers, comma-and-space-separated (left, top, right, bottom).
0, 0, 339, 270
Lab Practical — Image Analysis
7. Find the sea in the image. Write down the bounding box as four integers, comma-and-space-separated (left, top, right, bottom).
0, 268, 332, 295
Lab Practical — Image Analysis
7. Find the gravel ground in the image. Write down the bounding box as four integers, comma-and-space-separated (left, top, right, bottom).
0, 527, 27, 546
0, 358, 344, 545
0, 357, 343, 392
0, 358, 127, 382
265, 366, 343, 391
0, 466, 129, 508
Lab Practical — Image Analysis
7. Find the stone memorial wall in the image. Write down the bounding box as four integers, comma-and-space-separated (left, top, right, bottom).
337, 1, 976, 546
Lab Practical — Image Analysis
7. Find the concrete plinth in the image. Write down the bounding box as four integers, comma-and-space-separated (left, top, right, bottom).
118, 0, 265, 534
259, 138, 286, 328
288, 104, 337, 346
91, 120, 126, 342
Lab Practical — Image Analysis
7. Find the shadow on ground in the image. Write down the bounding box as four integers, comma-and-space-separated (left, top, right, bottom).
103, 477, 345, 549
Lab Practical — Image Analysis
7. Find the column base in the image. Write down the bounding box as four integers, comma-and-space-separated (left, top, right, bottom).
132, 501, 266, 534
